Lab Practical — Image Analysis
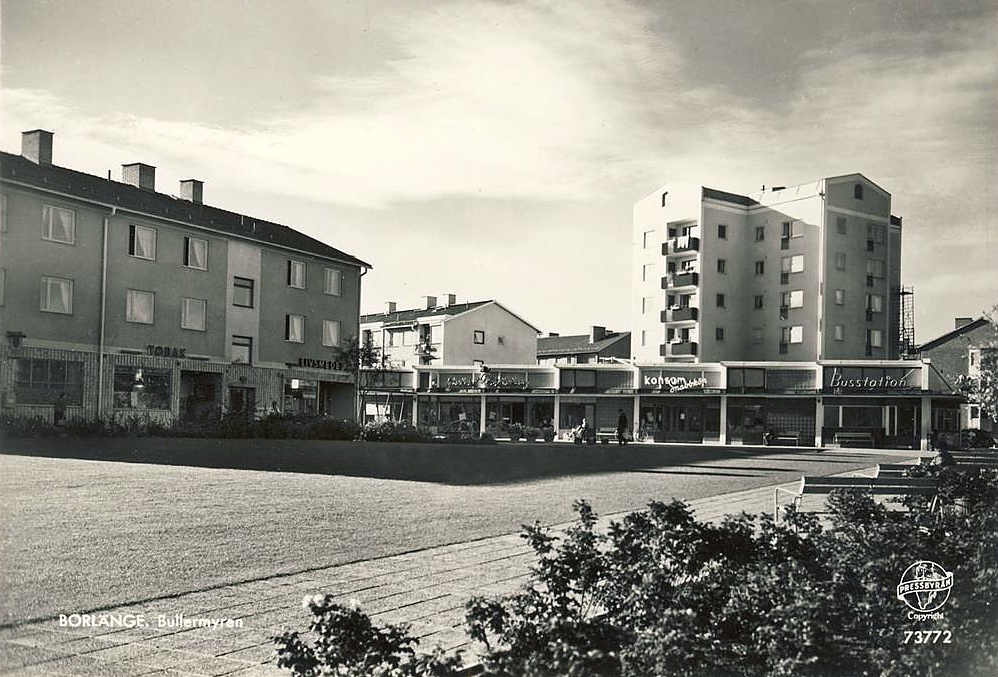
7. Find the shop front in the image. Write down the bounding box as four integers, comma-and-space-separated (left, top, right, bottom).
637, 366, 723, 442
727, 397, 816, 445
820, 396, 920, 449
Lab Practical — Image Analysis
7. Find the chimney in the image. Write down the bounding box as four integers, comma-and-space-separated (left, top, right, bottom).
589, 325, 606, 343
385, 301, 397, 314
21, 130, 54, 165
180, 179, 203, 204
422, 295, 438, 309
122, 163, 156, 191
442, 293, 457, 307
548, 332, 560, 337
955, 317, 974, 329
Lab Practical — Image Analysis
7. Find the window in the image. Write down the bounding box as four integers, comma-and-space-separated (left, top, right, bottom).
854, 183, 864, 200
0, 193, 6, 232
716, 293, 725, 308
783, 325, 803, 344
782, 255, 804, 273
717, 259, 726, 274
754, 226, 765, 241
753, 328, 763, 344
233, 277, 254, 308
42, 204, 76, 244
128, 224, 157, 260
834, 325, 844, 341
782, 220, 804, 238
184, 236, 208, 270
716, 327, 725, 341
754, 295, 764, 309
324, 268, 341, 296
322, 319, 341, 347
754, 260, 765, 275
641, 330, 647, 347
866, 259, 885, 278
642, 264, 654, 282
717, 224, 727, 239
789, 290, 804, 308
836, 216, 847, 234
835, 253, 846, 270
40, 276, 73, 314
15, 358, 84, 405
181, 298, 207, 331
867, 222, 886, 244
113, 366, 171, 410
288, 260, 306, 288
835, 289, 845, 305
661, 192, 668, 207
286, 314, 305, 343
231, 335, 253, 364
473, 330, 485, 344
642, 230, 654, 248
866, 293, 884, 313
497, 335, 505, 345
642, 296, 654, 314
0, 268, 4, 305
126, 289, 155, 324
867, 328, 883, 348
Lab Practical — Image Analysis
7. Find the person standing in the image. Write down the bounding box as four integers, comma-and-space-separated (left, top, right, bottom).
616, 409, 629, 446
53, 392, 67, 428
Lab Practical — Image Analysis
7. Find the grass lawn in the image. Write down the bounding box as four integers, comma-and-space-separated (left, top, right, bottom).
0, 440, 909, 626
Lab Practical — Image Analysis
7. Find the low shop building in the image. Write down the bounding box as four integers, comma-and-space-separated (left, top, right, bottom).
1, 130, 371, 424
363, 358, 961, 450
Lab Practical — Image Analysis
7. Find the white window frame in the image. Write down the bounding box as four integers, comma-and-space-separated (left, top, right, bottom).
868, 328, 883, 348
324, 268, 342, 296
473, 330, 485, 344
835, 289, 845, 305
322, 319, 341, 347
288, 260, 306, 289
834, 325, 844, 341
40, 276, 73, 314
181, 297, 207, 331
42, 204, 76, 244
184, 236, 208, 270
789, 325, 804, 344
789, 290, 804, 308
125, 289, 155, 324
286, 314, 305, 343
866, 293, 884, 313
128, 224, 157, 260
790, 254, 804, 273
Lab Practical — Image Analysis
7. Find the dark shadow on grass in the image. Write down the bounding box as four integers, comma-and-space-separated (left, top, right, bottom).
0, 436, 879, 487
632, 469, 761, 478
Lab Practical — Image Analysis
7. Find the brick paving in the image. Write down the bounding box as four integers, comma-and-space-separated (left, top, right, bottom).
0, 450, 922, 676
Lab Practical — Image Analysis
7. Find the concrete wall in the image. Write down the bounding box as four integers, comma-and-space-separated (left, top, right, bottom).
225, 240, 262, 364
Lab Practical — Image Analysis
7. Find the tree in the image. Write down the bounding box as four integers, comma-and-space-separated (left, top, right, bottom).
332, 336, 387, 422
955, 306, 998, 424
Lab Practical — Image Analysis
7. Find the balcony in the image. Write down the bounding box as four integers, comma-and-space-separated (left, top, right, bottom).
662, 271, 699, 289
663, 236, 700, 256
865, 309, 874, 322
659, 341, 699, 357
779, 305, 789, 320
866, 275, 875, 287
780, 272, 790, 285
660, 306, 699, 322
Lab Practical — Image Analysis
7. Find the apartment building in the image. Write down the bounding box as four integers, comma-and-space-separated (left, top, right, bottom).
360, 296, 539, 367
632, 175, 902, 363
918, 316, 997, 432
0, 130, 371, 422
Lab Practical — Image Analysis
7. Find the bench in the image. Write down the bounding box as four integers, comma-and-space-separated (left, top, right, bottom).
772, 431, 800, 446
596, 428, 618, 445
775, 475, 938, 522
833, 431, 875, 448
949, 452, 998, 467
872, 463, 918, 478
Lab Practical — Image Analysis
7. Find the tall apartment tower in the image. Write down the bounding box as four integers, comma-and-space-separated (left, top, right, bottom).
632, 174, 902, 363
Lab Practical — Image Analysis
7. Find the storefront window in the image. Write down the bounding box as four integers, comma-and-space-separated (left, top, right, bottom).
15, 358, 84, 405
284, 378, 318, 415
113, 367, 172, 409
841, 406, 882, 428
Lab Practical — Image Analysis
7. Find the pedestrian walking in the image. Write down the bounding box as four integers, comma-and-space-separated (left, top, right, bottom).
616, 409, 628, 446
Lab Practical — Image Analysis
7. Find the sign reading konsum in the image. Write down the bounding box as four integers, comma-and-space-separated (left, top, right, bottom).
640, 369, 708, 393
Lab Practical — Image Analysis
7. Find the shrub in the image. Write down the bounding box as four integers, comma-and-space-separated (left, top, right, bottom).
507, 423, 524, 441
273, 595, 463, 677
961, 428, 996, 449
358, 421, 431, 443
524, 426, 541, 441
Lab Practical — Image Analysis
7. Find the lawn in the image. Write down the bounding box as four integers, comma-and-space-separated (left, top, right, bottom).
0, 440, 908, 626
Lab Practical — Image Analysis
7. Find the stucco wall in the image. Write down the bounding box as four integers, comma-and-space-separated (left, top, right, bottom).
440, 303, 537, 365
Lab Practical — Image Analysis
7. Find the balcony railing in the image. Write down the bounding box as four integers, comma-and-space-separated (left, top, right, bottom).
670, 341, 698, 356
662, 271, 699, 288
779, 305, 789, 320
661, 306, 699, 322
663, 236, 700, 255
780, 272, 790, 285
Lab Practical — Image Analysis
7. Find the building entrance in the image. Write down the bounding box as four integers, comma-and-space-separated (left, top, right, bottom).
228, 386, 256, 419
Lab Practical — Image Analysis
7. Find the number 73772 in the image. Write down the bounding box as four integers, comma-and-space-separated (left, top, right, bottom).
903, 630, 952, 644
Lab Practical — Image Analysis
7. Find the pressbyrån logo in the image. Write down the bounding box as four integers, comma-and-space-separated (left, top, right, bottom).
896, 561, 953, 613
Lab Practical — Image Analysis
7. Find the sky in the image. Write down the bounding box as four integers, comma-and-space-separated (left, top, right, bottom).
1, 0, 996, 342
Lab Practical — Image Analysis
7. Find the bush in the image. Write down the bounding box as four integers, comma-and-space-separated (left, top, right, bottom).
274, 595, 464, 677
507, 423, 524, 441
358, 420, 430, 443
524, 426, 541, 441
961, 428, 996, 449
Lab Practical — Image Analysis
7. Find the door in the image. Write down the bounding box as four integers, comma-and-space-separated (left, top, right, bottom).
228, 386, 256, 419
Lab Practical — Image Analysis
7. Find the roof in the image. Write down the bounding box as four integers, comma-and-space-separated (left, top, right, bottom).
361, 300, 493, 324
0, 151, 372, 268
537, 332, 631, 356
918, 317, 993, 352
701, 186, 758, 207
